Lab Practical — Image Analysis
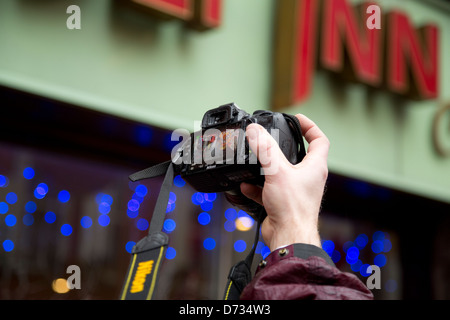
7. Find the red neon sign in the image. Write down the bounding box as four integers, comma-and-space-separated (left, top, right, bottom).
321, 0, 383, 87
387, 11, 439, 99
272, 0, 440, 110
131, 0, 222, 30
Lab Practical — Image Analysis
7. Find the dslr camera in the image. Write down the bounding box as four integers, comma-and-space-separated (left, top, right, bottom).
172, 103, 306, 220
122, 104, 307, 301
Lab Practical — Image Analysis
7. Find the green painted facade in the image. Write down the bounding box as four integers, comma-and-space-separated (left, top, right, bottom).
0, 0, 449, 203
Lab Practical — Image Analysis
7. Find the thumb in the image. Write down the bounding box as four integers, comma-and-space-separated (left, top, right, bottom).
246, 123, 288, 178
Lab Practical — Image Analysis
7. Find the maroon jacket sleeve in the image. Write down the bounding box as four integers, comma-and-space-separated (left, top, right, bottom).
240, 243, 374, 300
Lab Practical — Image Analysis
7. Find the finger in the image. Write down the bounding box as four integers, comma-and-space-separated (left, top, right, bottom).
246, 123, 288, 176
295, 114, 330, 161
240, 182, 263, 205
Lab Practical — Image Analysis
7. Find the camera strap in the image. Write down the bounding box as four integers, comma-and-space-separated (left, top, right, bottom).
120, 160, 174, 300
121, 159, 264, 301
223, 212, 263, 300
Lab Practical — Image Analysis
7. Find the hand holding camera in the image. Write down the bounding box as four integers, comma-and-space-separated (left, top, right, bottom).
176, 103, 306, 222
171, 103, 329, 250
240, 114, 329, 251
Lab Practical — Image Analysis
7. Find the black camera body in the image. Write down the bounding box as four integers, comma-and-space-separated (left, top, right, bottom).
129, 103, 306, 221
173, 103, 305, 216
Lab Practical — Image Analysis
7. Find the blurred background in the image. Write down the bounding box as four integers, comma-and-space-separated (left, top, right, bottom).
0, 0, 449, 300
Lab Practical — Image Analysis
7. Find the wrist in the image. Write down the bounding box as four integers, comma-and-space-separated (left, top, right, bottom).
268, 228, 321, 252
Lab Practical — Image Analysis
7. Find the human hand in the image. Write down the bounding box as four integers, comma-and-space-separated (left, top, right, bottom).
241, 114, 329, 251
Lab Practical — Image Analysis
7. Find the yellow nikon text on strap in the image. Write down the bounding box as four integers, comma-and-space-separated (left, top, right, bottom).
130, 260, 154, 293
120, 234, 168, 300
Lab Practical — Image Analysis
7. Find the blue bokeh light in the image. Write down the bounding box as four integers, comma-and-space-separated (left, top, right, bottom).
128, 199, 140, 212
204, 193, 217, 202
98, 214, 110, 227
255, 241, 264, 255
331, 250, 341, 263
135, 185, 148, 198
346, 246, 360, 264
58, 190, 71, 203
23, 214, 34, 226
98, 202, 111, 214
195, 192, 205, 204
45, 211, 56, 224
173, 175, 186, 188
126, 241, 136, 254
203, 238, 216, 250
198, 212, 211, 225
127, 209, 139, 219
224, 220, 236, 232
0, 202, 9, 214
96, 193, 113, 205
191, 192, 204, 205
23, 167, 35, 180
224, 208, 237, 221
81, 216, 93, 229
374, 254, 387, 267
3, 240, 14, 252
34, 189, 45, 199
132, 194, 144, 204
61, 224, 73, 236
234, 240, 247, 253
351, 259, 363, 272
6, 192, 18, 204
373, 231, 385, 241
136, 218, 149, 231
200, 201, 213, 212
25, 201, 37, 213
347, 246, 359, 259
0, 175, 8, 187
101, 194, 114, 205
261, 245, 271, 259
360, 264, 372, 277
36, 183, 49, 196
44, 211, 56, 223
371, 240, 384, 253
95, 193, 104, 204
163, 219, 176, 233
383, 239, 392, 252
168, 192, 177, 204
322, 240, 335, 256
5, 214, 17, 227
166, 202, 176, 213
355, 234, 369, 249
166, 247, 176, 260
